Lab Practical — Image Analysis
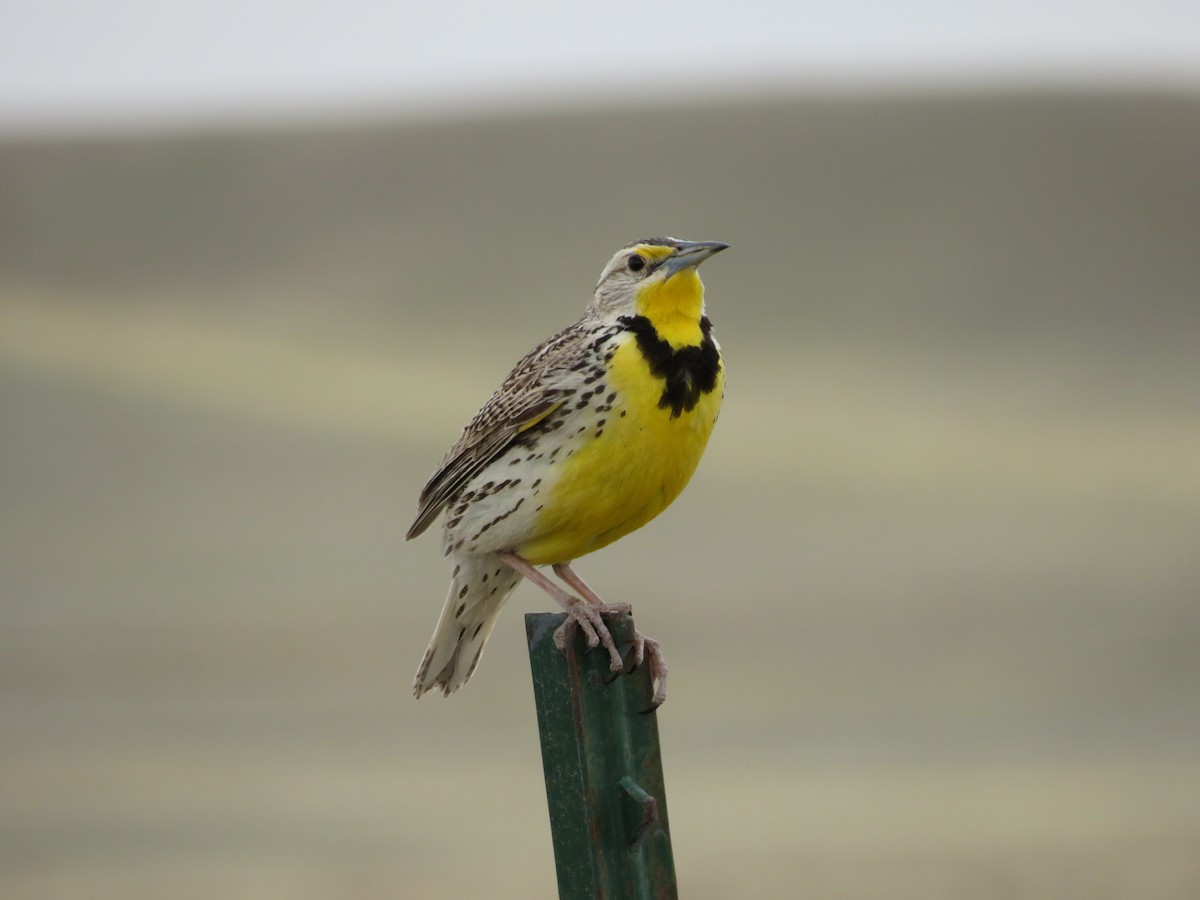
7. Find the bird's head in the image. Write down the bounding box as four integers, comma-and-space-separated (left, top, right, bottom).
590, 237, 729, 322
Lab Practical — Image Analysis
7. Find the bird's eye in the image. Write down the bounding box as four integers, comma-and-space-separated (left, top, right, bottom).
627, 254, 646, 272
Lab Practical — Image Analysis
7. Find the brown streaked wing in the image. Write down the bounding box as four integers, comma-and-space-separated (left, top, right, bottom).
404, 323, 587, 541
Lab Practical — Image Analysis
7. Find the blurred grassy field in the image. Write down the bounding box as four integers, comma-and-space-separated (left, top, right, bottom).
2, 90, 1199, 898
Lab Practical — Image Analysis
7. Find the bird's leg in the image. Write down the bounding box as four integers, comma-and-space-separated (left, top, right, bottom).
497, 552, 623, 671
551, 563, 629, 615
553, 562, 668, 707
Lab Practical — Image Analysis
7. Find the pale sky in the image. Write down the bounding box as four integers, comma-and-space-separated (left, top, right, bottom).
2, 0, 1199, 134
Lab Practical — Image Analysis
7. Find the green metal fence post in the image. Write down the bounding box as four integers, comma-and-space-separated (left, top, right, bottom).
526, 611, 679, 900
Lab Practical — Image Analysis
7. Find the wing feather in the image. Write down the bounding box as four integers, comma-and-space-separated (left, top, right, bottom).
405, 321, 596, 541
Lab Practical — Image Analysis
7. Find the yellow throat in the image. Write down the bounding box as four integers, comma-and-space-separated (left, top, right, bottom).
634, 268, 708, 348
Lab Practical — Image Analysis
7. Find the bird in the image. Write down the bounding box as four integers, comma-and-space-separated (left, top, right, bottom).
407, 236, 728, 708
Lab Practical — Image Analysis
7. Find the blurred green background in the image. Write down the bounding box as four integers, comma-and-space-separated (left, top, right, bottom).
3, 90, 1200, 898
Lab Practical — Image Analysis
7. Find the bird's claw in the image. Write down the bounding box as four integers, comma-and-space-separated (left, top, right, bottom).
554, 598, 623, 672
554, 599, 667, 707
638, 636, 667, 711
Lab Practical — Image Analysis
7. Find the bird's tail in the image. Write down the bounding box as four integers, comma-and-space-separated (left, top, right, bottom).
413, 552, 523, 698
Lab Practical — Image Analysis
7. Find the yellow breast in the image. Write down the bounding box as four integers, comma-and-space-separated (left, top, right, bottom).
518, 335, 724, 564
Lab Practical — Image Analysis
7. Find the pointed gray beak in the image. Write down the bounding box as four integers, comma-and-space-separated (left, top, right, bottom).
661, 240, 729, 280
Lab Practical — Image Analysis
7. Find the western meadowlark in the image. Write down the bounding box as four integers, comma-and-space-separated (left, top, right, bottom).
408, 237, 727, 707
